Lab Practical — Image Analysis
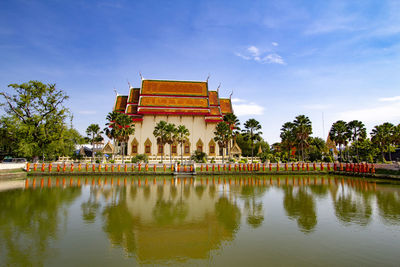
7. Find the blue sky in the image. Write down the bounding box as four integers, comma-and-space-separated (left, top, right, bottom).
1, 0, 399, 143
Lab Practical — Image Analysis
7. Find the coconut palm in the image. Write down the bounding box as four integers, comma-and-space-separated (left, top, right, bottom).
347, 120, 366, 162
214, 121, 231, 163
329, 120, 350, 162
174, 125, 190, 163
280, 122, 297, 162
165, 123, 177, 163
223, 113, 240, 160
86, 124, 103, 163
293, 115, 312, 162
113, 113, 135, 163
242, 119, 262, 163
104, 111, 120, 158
371, 122, 395, 161
153, 121, 169, 162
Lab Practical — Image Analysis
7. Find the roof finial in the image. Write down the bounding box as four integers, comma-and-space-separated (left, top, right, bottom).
216, 83, 221, 94
206, 73, 210, 82
113, 88, 118, 96
139, 72, 143, 80
127, 80, 133, 89
229, 90, 233, 99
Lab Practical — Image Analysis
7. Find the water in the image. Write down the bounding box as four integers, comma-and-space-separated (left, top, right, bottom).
0, 175, 399, 266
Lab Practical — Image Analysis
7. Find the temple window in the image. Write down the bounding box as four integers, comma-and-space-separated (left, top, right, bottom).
172, 145, 177, 154
210, 145, 215, 154
158, 144, 164, 154
132, 145, 138, 154
145, 145, 151, 154
197, 145, 203, 152
184, 145, 190, 154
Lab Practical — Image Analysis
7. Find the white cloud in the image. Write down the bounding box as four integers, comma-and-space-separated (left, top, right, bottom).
272, 42, 279, 46
234, 52, 251, 60
262, 53, 285, 65
231, 98, 246, 103
247, 46, 260, 57
337, 102, 400, 124
235, 45, 285, 65
78, 110, 97, 115
378, 96, 400, 102
232, 98, 264, 116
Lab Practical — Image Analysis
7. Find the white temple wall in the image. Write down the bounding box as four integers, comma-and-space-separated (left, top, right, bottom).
127, 115, 219, 157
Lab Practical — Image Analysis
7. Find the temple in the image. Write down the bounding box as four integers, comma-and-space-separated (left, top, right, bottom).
113, 79, 239, 160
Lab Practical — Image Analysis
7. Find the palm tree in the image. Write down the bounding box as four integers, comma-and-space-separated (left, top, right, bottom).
371, 122, 395, 161
153, 121, 168, 162
293, 115, 312, 162
280, 122, 296, 162
329, 120, 350, 162
104, 111, 119, 159
242, 119, 262, 163
214, 122, 231, 163
223, 113, 240, 160
174, 125, 190, 163
347, 120, 366, 162
113, 113, 135, 163
165, 123, 177, 163
86, 124, 103, 163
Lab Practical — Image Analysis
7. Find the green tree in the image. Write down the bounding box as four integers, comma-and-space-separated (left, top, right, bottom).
153, 121, 169, 162
347, 120, 366, 162
113, 113, 135, 163
371, 122, 395, 162
86, 124, 103, 163
307, 137, 327, 162
293, 115, 312, 162
165, 123, 177, 163
223, 113, 240, 160
214, 122, 231, 163
242, 119, 263, 163
104, 111, 120, 158
0, 81, 70, 160
174, 125, 190, 163
280, 122, 297, 162
329, 120, 350, 162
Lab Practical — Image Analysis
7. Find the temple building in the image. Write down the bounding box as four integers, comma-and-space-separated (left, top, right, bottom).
112, 79, 240, 160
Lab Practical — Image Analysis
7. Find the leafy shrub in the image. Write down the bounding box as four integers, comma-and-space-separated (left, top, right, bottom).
191, 151, 208, 163
131, 154, 149, 163
109, 159, 115, 163
95, 159, 100, 163
229, 158, 236, 163
210, 157, 216, 163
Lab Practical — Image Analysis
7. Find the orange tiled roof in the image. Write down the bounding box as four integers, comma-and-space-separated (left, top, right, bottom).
114, 95, 128, 112
138, 108, 209, 115
126, 104, 138, 114
210, 106, 222, 116
112, 79, 235, 120
140, 96, 208, 108
141, 80, 208, 96
209, 91, 219, 106
128, 88, 140, 103
220, 99, 233, 114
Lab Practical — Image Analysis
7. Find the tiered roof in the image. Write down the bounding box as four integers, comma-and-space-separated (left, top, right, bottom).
113, 79, 233, 122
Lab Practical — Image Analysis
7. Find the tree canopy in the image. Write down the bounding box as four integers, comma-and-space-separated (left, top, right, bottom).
0, 81, 83, 160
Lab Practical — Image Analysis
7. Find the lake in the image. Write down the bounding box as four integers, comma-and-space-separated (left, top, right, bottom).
0, 175, 399, 266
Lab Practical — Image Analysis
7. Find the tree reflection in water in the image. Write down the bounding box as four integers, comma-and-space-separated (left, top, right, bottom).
0, 187, 81, 266
81, 187, 101, 223
102, 187, 139, 254
376, 191, 400, 225
283, 186, 317, 233
240, 186, 267, 228
333, 193, 372, 226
